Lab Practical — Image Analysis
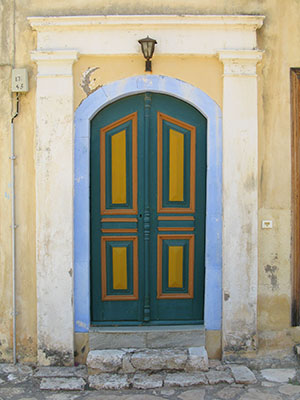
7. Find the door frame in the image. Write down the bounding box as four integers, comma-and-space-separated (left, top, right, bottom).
74, 75, 222, 332
30, 14, 263, 363
291, 68, 300, 325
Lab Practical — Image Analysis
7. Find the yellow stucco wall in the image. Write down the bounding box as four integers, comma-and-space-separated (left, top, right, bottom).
1, 0, 300, 362
73, 56, 223, 110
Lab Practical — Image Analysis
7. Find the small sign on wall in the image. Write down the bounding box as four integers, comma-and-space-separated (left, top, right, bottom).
262, 220, 273, 229
12, 68, 28, 92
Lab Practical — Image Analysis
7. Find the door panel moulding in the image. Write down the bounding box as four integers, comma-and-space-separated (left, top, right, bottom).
29, 14, 264, 364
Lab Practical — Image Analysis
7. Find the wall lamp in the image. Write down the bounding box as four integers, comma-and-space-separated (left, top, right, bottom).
138, 36, 157, 72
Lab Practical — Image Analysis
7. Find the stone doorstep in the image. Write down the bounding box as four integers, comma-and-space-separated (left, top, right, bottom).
36, 366, 256, 391
86, 347, 209, 374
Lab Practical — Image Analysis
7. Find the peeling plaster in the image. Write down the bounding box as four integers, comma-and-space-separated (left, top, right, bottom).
224, 332, 257, 354
76, 320, 89, 330
264, 264, 279, 291
80, 67, 101, 96
38, 345, 73, 366
224, 292, 230, 301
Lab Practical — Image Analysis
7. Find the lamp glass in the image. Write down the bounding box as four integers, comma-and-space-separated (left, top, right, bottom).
138, 36, 157, 60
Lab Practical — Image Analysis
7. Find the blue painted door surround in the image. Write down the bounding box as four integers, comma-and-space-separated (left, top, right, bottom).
74, 75, 222, 333
90, 93, 207, 325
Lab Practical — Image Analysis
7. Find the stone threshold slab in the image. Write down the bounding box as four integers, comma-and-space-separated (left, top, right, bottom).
90, 325, 205, 332
89, 325, 205, 349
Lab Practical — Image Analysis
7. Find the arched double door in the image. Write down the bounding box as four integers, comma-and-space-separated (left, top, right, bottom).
90, 93, 207, 325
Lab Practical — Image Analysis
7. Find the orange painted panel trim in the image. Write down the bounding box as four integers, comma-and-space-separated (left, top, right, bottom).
169, 129, 184, 201
101, 236, 138, 301
111, 130, 127, 204
168, 246, 184, 288
158, 216, 195, 221
101, 218, 138, 222
157, 112, 196, 214
101, 229, 138, 233
157, 234, 194, 299
112, 247, 128, 290
158, 227, 194, 232
100, 112, 137, 215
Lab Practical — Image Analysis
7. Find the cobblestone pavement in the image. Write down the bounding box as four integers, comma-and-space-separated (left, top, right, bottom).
2, 362, 300, 400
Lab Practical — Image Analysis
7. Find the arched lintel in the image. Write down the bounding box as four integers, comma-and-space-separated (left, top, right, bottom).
76, 75, 220, 121
74, 74, 222, 333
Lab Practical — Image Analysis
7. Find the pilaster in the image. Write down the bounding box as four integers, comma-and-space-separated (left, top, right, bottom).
31, 50, 78, 365
219, 50, 263, 356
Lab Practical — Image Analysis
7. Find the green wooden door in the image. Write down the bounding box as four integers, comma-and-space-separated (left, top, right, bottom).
90, 93, 206, 325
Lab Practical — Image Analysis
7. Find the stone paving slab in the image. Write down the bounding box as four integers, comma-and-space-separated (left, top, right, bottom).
229, 365, 257, 384
0, 364, 33, 375
88, 373, 129, 389
130, 372, 163, 389
34, 366, 87, 378
260, 368, 296, 383
43, 395, 83, 400
278, 383, 300, 395
40, 377, 86, 391
206, 370, 234, 384
164, 372, 208, 387
238, 387, 283, 400
177, 389, 206, 400
216, 386, 243, 399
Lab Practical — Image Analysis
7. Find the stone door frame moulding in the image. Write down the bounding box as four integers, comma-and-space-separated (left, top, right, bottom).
29, 14, 264, 365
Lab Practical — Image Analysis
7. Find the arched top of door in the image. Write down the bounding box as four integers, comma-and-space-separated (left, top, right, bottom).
75, 75, 221, 127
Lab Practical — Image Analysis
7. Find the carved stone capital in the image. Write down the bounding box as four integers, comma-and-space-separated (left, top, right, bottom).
218, 50, 263, 77
31, 50, 78, 76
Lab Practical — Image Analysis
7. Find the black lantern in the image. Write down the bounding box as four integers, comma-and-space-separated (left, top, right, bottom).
138, 36, 157, 72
